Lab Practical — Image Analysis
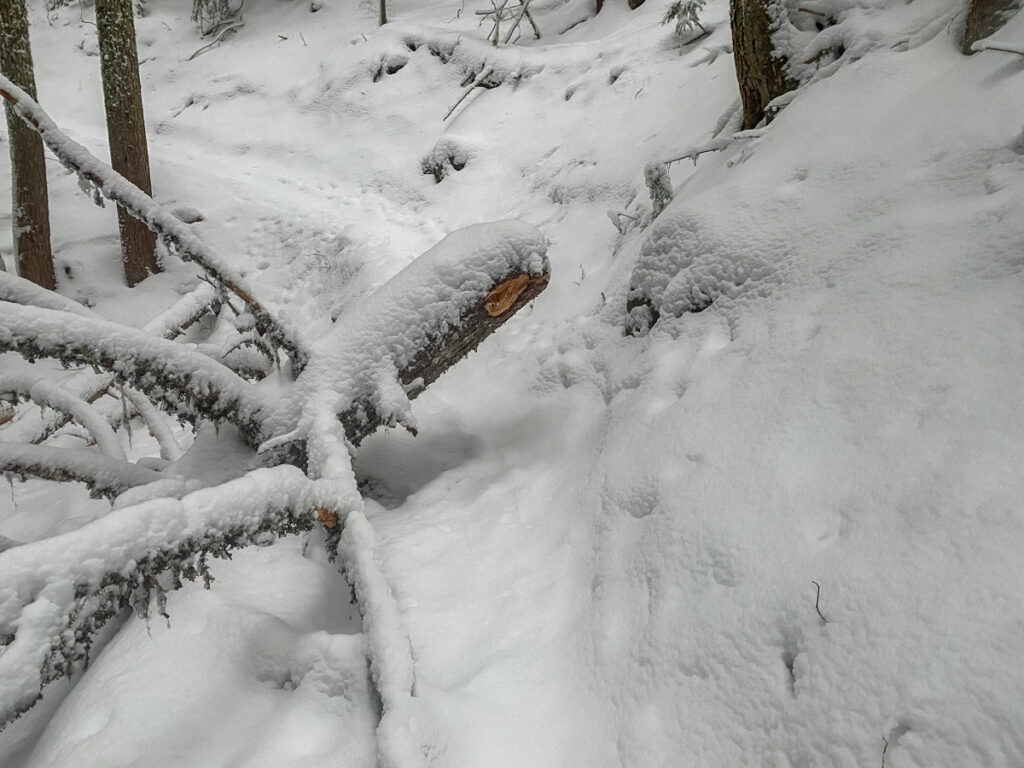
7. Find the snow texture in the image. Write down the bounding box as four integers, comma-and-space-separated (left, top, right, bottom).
3, 0, 1024, 766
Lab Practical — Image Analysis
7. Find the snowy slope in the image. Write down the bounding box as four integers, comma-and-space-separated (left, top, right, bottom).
2, 0, 1024, 765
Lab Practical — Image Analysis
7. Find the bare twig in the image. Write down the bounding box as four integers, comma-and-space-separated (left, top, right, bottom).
502, 0, 535, 43
881, 737, 889, 768
797, 6, 826, 16
971, 40, 1024, 56
186, 20, 244, 61
811, 581, 829, 624
444, 66, 495, 121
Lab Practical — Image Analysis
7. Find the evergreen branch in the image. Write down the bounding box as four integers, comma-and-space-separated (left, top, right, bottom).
0, 443, 161, 499
0, 301, 267, 445
0, 466, 325, 731
0, 372, 125, 459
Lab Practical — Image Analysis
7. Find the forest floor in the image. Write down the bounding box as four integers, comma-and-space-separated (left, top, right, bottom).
2, 0, 1024, 765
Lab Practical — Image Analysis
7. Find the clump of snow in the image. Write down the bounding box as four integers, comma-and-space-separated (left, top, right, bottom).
626, 204, 784, 332
420, 136, 473, 183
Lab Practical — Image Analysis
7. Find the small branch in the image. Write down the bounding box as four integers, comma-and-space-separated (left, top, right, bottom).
0, 467, 323, 730
186, 20, 244, 61
881, 737, 889, 768
664, 135, 733, 166
797, 6, 826, 16
0, 373, 125, 459
502, 0, 535, 43
444, 66, 495, 121
121, 386, 184, 461
971, 40, 1024, 56
143, 281, 223, 340
0, 443, 160, 498
0, 301, 266, 445
811, 580, 829, 624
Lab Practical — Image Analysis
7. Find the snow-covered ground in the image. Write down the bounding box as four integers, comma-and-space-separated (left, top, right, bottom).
2, 0, 1024, 765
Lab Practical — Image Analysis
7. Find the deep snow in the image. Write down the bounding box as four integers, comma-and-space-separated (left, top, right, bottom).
2, 0, 1024, 765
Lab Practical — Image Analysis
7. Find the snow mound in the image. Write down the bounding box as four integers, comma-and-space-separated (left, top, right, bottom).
626, 204, 785, 333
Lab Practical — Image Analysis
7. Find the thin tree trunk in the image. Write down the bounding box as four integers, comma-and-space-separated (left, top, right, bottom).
729, 0, 796, 129
379, 0, 387, 26
0, 0, 54, 290
962, 0, 1022, 53
96, 0, 159, 287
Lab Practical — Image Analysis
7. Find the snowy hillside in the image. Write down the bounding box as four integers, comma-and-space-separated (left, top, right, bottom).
2, 0, 1023, 765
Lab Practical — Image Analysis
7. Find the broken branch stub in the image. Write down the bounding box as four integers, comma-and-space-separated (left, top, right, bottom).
340, 269, 549, 446
485, 273, 531, 316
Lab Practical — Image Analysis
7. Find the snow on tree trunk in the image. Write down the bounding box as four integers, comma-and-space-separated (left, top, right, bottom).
729, 0, 796, 129
96, 0, 160, 287
0, 0, 54, 290
962, 0, 1022, 53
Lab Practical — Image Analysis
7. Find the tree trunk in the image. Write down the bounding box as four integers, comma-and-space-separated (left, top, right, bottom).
962, 0, 1022, 53
379, 0, 387, 26
0, 0, 54, 290
729, 0, 796, 129
96, 0, 159, 287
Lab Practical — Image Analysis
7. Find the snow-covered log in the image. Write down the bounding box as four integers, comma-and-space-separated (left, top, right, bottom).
272, 220, 550, 449
0, 443, 160, 499
0, 466, 333, 729
0, 301, 266, 444
0, 76, 308, 373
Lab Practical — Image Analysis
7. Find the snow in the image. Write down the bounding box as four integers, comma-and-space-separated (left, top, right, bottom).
2, 0, 1024, 765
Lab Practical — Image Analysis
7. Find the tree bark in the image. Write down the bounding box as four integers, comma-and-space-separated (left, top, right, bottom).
729, 0, 796, 129
96, 0, 159, 286
0, 0, 54, 290
962, 0, 1022, 53
339, 271, 550, 446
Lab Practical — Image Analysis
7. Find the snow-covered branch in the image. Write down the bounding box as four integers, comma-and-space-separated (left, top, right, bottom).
141, 281, 222, 340
121, 386, 184, 461
0, 272, 98, 319
971, 40, 1024, 56
0, 372, 125, 459
0, 302, 267, 445
0, 443, 161, 498
2, 282, 223, 447
0, 466, 329, 730
0, 76, 309, 373
305, 399, 422, 768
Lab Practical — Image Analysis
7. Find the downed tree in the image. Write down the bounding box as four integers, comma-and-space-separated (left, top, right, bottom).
0, 76, 551, 743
